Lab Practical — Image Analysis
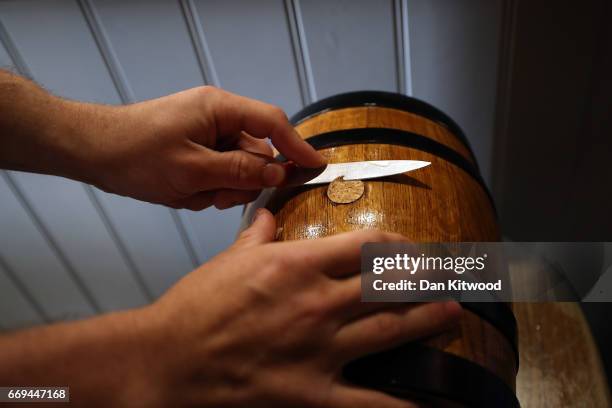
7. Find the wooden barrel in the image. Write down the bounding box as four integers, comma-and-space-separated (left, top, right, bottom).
515, 303, 611, 407
243, 91, 519, 407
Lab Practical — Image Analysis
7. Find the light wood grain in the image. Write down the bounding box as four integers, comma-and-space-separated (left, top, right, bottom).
515, 302, 611, 407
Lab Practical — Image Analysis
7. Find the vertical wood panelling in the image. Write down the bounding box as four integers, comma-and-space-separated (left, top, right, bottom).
177, 0, 241, 260
0, 28, 47, 326
192, 0, 303, 114
178, 0, 220, 89
78, 0, 136, 102
0, 173, 96, 321
0, 0, 149, 310
7, 173, 149, 310
92, 0, 203, 100
0, 18, 31, 78
407, 0, 501, 184
187, 207, 242, 260
0, 255, 45, 328
393, 0, 412, 95
0, 1, 118, 102
0, 24, 97, 322
284, 0, 317, 105
298, 0, 399, 99
84, 0, 205, 291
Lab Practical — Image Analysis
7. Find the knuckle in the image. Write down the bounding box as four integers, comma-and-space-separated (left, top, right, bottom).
215, 191, 244, 209
196, 85, 219, 97
230, 153, 252, 184
184, 202, 198, 211
186, 201, 207, 211
269, 106, 289, 122
251, 249, 281, 271
251, 258, 287, 287
296, 295, 328, 324
212, 193, 226, 209
269, 252, 292, 274
272, 105, 288, 118
213, 198, 232, 210
237, 229, 254, 243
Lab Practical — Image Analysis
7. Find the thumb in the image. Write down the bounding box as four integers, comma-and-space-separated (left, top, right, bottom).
205, 150, 285, 190
234, 208, 277, 248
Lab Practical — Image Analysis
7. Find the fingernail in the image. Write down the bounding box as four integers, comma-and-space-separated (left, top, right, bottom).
263, 163, 285, 187
315, 152, 328, 166
295, 130, 327, 166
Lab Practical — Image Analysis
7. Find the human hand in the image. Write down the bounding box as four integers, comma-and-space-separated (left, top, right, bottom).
69, 86, 325, 209
138, 209, 462, 407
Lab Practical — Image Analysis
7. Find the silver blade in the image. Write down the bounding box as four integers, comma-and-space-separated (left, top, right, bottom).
297, 160, 430, 186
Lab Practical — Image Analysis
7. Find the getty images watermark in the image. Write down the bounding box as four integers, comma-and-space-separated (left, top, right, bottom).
361, 242, 612, 302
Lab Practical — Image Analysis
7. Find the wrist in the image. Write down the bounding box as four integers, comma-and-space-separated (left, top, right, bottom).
43, 99, 119, 187
107, 306, 173, 408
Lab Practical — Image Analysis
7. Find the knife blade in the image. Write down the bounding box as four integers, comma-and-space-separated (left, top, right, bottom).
283, 160, 430, 186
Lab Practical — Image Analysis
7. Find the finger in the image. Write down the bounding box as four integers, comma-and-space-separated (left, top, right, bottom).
216, 131, 274, 156
209, 88, 325, 167
327, 385, 419, 408
234, 208, 277, 248
236, 132, 274, 157
333, 302, 462, 362
330, 275, 407, 320
169, 191, 215, 211
284, 230, 408, 279
213, 189, 261, 209
202, 149, 286, 190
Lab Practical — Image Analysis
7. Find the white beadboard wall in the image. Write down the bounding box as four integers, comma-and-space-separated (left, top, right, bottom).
0, 0, 503, 329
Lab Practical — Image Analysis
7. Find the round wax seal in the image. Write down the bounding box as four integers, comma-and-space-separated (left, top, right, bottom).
326, 178, 365, 204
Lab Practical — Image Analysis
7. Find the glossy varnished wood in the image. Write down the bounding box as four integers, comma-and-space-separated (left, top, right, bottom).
245, 104, 518, 401
294, 106, 476, 164
269, 144, 495, 241
258, 143, 515, 389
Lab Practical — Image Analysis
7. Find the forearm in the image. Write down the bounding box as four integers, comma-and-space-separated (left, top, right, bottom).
0, 307, 165, 407
0, 70, 115, 184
